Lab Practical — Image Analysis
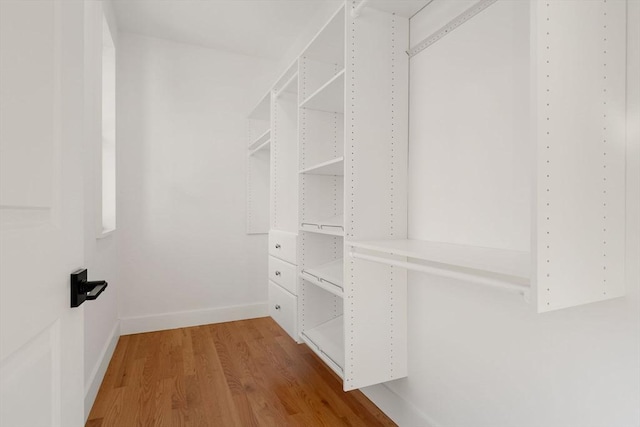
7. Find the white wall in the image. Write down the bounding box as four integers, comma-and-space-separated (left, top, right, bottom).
83, 0, 120, 418
117, 33, 278, 334
385, 3, 640, 427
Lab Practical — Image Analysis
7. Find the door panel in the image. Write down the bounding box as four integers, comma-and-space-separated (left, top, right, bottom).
0, 0, 85, 425
0, 321, 61, 427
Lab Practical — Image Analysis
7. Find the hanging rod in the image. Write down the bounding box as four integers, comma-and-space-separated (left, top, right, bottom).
407, 0, 497, 58
351, 0, 371, 18
349, 249, 530, 301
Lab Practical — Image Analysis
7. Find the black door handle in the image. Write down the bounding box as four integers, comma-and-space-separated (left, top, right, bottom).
71, 269, 108, 307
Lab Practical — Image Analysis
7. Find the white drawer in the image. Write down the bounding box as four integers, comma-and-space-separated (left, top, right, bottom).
269, 256, 297, 296
269, 281, 298, 342
269, 230, 297, 264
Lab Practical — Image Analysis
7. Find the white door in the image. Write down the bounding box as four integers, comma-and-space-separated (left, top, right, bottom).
1, 0, 86, 426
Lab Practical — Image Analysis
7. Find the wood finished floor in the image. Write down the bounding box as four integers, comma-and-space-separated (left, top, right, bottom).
86, 317, 396, 427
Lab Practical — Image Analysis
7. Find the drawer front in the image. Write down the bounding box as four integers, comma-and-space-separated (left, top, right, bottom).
268, 281, 297, 342
269, 256, 297, 296
269, 230, 297, 264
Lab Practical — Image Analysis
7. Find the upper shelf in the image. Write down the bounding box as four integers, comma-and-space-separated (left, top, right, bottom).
299, 157, 344, 176
248, 129, 270, 151
299, 70, 345, 114
349, 239, 530, 285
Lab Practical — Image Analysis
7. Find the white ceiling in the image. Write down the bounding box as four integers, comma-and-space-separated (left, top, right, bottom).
112, 0, 341, 60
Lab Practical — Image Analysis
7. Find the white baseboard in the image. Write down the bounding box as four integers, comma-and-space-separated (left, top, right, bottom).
361, 383, 439, 427
84, 321, 120, 420
119, 302, 269, 335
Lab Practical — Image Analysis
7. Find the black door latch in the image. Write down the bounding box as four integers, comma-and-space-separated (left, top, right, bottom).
70, 269, 108, 307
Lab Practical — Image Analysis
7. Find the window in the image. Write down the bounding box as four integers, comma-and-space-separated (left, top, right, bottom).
101, 13, 116, 235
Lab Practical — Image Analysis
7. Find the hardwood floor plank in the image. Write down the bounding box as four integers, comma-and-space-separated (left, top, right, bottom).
139, 333, 163, 424
195, 325, 244, 427
153, 377, 175, 427
87, 317, 396, 427
113, 334, 140, 388
97, 386, 124, 427
98, 335, 129, 392
232, 392, 261, 427
85, 418, 103, 427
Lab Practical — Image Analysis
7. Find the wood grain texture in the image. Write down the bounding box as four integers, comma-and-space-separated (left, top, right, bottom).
87, 317, 397, 427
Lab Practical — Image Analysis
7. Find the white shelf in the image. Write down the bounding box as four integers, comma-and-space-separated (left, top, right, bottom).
301, 259, 344, 297
349, 240, 530, 299
248, 129, 270, 151
299, 157, 344, 175
248, 139, 270, 157
301, 316, 344, 377
299, 70, 345, 114
300, 215, 344, 236
276, 72, 298, 98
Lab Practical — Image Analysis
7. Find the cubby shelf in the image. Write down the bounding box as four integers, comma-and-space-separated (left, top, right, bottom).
300, 259, 344, 297
300, 315, 344, 377
299, 69, 345, 114
349, 239, 531, 297
248, 129, 270, 151
300, 215, 344, 236
299, 157, 344, 176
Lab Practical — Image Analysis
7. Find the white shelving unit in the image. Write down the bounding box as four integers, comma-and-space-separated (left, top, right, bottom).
249, 0, 628, 397
295, 2, 410, 392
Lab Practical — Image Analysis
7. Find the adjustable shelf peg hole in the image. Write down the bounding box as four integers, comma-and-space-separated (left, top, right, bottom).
70, 268, 108, 307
